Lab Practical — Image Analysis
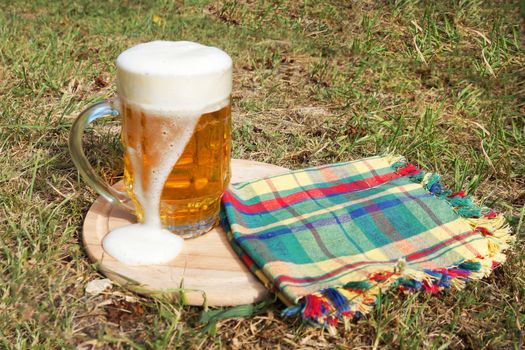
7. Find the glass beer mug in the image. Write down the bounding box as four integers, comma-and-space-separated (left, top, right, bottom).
69, 41, 232, 239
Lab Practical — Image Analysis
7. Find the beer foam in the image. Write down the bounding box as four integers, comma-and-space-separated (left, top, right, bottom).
116, 40, 232, 114
103, 41, 232, 266
102, 224, 183, 265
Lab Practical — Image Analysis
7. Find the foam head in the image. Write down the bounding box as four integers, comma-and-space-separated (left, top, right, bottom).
116, 41, 232, 113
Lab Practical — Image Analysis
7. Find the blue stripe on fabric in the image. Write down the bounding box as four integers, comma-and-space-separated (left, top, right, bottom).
224, 176, 408, 217
236, 192, 432, 242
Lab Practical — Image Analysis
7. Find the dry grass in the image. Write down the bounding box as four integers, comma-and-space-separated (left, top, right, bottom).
1, 0, 524, 349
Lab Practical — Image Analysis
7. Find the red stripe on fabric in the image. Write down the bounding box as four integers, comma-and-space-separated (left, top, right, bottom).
404, 230, 475, 261
275, 259, 385, 285
223, 164, 420, 214
274, 229, 480, 285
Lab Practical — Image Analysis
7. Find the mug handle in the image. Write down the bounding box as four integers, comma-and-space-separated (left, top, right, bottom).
69, 99, 134, 211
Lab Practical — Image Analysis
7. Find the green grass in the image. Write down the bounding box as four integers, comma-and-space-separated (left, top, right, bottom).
0, 0, 524, 348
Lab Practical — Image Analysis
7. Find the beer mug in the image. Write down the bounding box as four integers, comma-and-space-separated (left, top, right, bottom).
69, 41, 232, 239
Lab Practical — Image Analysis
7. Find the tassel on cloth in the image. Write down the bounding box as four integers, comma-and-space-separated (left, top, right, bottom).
281, 282, 377, 328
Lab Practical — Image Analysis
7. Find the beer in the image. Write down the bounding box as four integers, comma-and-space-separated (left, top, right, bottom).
121, 101, 231, 237
115, 40, 233, 240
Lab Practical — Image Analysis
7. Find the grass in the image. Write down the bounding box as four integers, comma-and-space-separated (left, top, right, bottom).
0, 0, 524, 348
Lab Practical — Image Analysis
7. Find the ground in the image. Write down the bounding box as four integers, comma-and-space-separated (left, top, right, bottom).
1, 0, 524, 349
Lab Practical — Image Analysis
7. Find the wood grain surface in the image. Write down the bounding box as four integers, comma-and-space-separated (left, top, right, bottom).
82, 159, 289, 306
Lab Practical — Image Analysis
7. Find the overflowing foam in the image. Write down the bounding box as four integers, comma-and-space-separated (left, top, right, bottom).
116, 40, 232, 113
103, 224, 183, 265
103, 41, 232, 266
126, 114, 200, 228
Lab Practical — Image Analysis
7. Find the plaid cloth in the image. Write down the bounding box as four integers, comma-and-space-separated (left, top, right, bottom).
221, 155, 513, 330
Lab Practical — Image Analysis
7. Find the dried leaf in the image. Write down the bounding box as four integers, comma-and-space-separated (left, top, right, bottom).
85, 278, 112, 296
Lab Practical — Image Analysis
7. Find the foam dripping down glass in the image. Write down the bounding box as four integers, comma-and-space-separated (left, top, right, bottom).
69, 41, 232, 265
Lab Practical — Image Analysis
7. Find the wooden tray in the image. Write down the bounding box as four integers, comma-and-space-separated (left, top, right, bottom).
83, 159, 289, 306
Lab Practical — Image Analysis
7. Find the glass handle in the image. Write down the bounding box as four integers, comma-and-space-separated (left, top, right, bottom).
69, 100, 133, 211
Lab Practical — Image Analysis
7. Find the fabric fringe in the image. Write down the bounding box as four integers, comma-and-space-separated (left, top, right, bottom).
282, 155, 514, 333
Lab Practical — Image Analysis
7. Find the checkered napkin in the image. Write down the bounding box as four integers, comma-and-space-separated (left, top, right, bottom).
220, 155, 513, 331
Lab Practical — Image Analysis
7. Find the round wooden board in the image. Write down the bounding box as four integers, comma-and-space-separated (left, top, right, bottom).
83, 159, 289, 307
